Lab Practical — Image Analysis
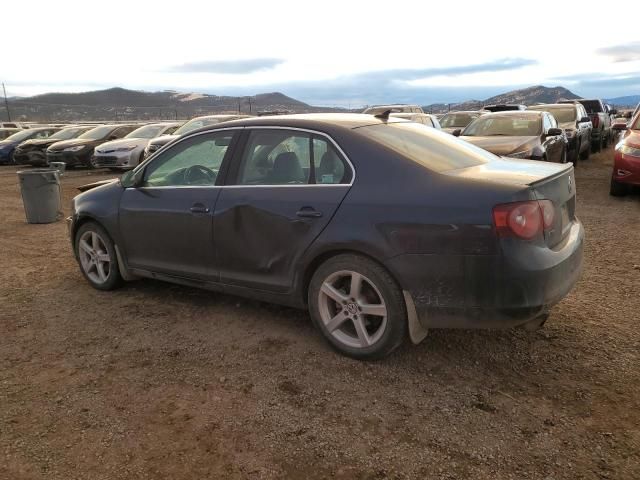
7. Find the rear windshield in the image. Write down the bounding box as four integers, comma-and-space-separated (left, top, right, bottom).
439, 113, 479, 128
579, 100, 603, 113
528, 106, 576, 123
356, 122, 493, 172
463, 115, 541, 136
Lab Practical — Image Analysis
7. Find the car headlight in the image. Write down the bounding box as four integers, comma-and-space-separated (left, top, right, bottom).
65, 145, 86, 152
114, 145, 137, 152
617, 144, 640, 157
507, 149, 534, 159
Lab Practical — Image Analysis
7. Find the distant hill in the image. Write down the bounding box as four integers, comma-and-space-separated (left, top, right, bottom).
424, 85, 581, 113
5, 87, 342, 122
605, 95, 640, 107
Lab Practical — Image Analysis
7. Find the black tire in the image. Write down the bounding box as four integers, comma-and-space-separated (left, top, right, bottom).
570, 142, 579, 166
580, 141, 590, 160
74, 221, 123, 291
603, 131, 609, 148
308, 254, 407, 360
560, 148, 567, 164
609, 177, 628, 197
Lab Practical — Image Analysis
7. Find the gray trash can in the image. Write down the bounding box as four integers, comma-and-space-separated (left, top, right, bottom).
17, 169, 62, 224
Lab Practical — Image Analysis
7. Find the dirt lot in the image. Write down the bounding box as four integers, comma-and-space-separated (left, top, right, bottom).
1, 148, 639, 480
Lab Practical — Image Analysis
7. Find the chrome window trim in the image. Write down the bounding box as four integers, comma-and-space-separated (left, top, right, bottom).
129, 125, 356, 189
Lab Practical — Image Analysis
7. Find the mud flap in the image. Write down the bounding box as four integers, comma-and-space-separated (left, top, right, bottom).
404, 290, 428, 344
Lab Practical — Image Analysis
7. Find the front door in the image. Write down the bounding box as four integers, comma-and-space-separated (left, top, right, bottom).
119, 130, 238, 280
214, 129, 353, 293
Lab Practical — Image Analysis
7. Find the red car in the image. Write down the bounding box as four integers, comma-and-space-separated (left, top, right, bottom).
611, 114, 640, 196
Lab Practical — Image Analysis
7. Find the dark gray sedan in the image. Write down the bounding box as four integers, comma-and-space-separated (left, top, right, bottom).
68, 114, 584, 360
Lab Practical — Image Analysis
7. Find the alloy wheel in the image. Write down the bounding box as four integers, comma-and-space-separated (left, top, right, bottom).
318, 270, 388, 349
78, 230, 112, 284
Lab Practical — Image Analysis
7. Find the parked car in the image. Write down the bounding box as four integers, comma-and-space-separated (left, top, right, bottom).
390, 112, 441, 128
47, 124, 139, 168
527, 104, 592, 164
610, 115, 640, 196
93, 122, 181, 170
68, 114, 583, 360
362, 104, 424, 115
560, 99, 613, 152
144, 115, 249, 159
439, 111, 486, 134
0, 122, 24, 129
13, 125, 95, 166
457, 111, 568, 163
0, 127, 60, 164
0, 128, 21, 141
482, 104, 526, 112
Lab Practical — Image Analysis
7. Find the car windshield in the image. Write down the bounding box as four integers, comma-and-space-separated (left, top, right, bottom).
439, 113, 478, 128
5, 129, 40, 142
49, 127, 91, 141
125, 124, 167, 139
78, 125, 114, 140
463, 116, 541, 136
175, 117, 226, 135
528, 107, 576, 123
356, 122, 493, 172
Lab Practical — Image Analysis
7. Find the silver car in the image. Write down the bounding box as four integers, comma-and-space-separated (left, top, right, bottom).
93, 123, 181, 170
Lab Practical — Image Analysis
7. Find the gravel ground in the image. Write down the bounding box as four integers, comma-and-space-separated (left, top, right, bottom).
1, 148, 639, 480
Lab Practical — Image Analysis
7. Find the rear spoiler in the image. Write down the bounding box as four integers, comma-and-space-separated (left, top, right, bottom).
77, 178, 118, 192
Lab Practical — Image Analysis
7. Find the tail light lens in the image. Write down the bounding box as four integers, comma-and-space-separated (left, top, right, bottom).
493, 200, 555, 240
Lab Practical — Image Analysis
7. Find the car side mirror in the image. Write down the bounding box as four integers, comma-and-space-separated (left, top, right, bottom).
612, 122, 628, 131
580, 116, 591, 123
547, 127, 563, 136
452, 129, 462, 137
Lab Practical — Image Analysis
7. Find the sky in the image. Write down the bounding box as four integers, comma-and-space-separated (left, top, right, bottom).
3, 0, 640, 107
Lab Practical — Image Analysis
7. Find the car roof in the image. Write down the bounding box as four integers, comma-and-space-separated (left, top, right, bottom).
196, 113, 408, 132
480, 110, 543, 117
442, 110, 483, 114
527, 103, 575, 109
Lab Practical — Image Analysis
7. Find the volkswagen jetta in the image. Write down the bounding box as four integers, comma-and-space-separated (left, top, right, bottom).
68, 114, 584, 360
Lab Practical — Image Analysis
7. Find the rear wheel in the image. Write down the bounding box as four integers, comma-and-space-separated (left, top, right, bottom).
308, 254, 406, 360
74, 222, 122, 290
609, 177, 628, 197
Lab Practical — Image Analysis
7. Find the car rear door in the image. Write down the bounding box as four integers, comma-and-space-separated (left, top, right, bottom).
119, 130, 239, 280
213, 128, 353, 293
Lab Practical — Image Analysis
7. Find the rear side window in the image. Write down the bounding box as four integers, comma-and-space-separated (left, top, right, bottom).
235, 129, 351, 185
356, 122, 493, 172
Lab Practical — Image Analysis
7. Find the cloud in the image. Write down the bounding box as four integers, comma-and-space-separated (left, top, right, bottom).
597, 42, 640, 63
167, 58, 284, 74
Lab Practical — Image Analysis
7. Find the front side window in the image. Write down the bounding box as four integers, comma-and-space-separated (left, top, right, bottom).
143, 132, 235, 187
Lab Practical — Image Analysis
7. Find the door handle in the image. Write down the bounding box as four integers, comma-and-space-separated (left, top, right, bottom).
296, 207, 322, 218
190, 204, 210, 214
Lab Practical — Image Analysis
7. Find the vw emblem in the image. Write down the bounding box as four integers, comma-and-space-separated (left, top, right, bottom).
568, 175, 573, 193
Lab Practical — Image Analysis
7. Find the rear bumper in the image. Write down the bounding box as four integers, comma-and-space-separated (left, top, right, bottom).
613, 152, 640, 185
386, 220, 584, 329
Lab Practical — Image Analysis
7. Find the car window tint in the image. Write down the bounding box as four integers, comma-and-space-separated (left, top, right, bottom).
143, 132, 234, 187
313, 137, 348, 184
237, 130, 311, 185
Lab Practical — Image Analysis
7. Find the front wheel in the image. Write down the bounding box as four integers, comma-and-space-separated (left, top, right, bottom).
75, 222, 122, 290
308, 254, 407, 360
610, 177, 628, 197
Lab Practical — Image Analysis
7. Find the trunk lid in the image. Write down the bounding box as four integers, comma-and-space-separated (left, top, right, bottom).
444, 158, 576, 247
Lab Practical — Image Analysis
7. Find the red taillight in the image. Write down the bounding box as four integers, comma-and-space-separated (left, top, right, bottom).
493, 200, 555, 240
591, 115, 599, 128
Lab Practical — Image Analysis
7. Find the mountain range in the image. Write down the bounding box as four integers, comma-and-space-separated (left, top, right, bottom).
2, 85, 638, 122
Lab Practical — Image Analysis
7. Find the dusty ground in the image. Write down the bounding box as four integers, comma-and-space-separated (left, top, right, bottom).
1, 148, 639, 480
